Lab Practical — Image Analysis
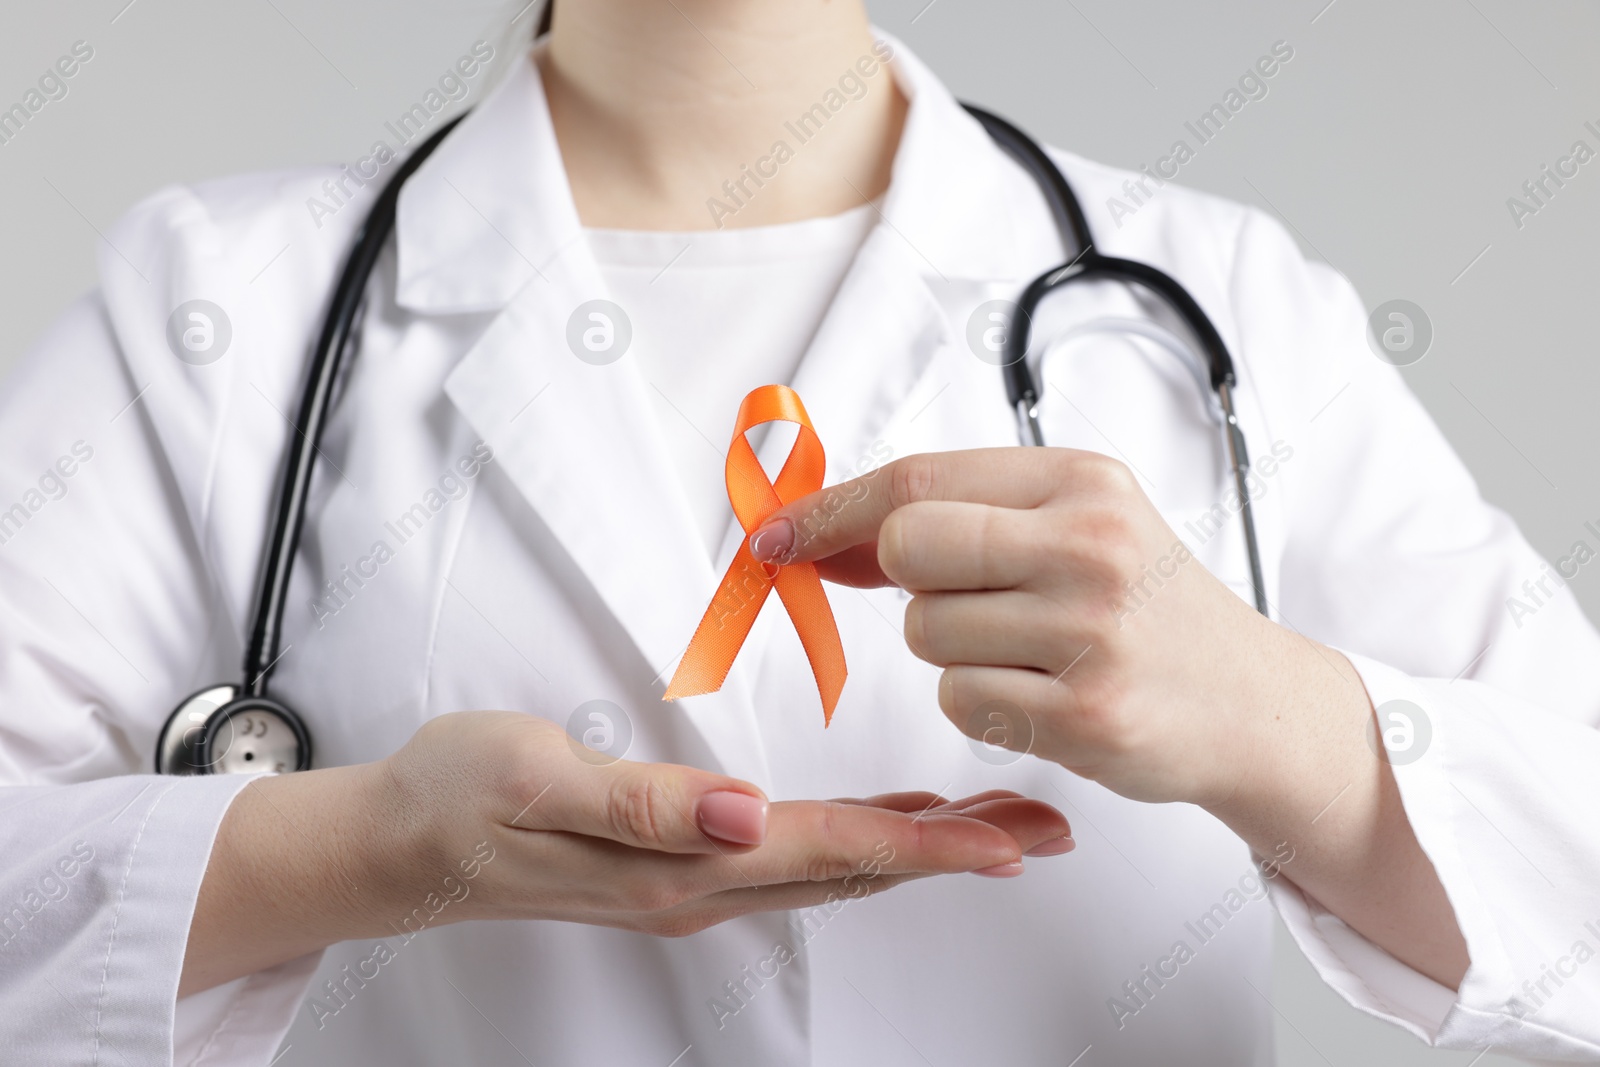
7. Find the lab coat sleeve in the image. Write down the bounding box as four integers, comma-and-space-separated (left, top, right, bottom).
0, 776, 320, 1066
1229, 205, 1600, 1058
0, 282, 321, 1063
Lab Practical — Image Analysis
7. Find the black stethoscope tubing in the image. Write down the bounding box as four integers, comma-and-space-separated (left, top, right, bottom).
243, 113, 470, 700
964, 103, 1267, 616
158, 101, 1267, 775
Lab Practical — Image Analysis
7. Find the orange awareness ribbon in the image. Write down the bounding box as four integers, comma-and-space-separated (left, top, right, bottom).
663, 385, 847, 725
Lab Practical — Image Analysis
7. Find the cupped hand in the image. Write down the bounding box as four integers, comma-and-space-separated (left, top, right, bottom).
374, 712, 1073, 938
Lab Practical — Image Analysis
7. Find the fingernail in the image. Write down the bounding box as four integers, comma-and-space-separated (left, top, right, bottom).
749, 519, 795, 563
1024, 836, 1075, 857
972, 861, 1024, 878
696, 791, 768, 845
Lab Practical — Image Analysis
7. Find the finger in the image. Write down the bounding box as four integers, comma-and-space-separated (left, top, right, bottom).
667, 871, 928, 935
879, 501, 1046, 592
830, 790, 1031, 814
812, 542, 894, 589
492, 792, 1051, 922
725, 800, 1023, 888
524, 796, 1029, 905
906, 589, 1089, 671
943, 797, 1072, 853
927, 789, 1025, 812
751, 448, 1094, 566
937, 664, 1100, 771
832, 790, 952, 814
511, 741, 771, 855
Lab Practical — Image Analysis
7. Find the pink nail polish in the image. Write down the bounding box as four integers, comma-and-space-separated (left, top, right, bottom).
972, 861, 1025, 878
696, 791, 768, 845
749, 519, 795, 563
1023, 836, 1075, 857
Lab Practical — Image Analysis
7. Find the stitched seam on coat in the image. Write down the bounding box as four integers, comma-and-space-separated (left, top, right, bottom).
1222, 206, 1257, 406
187, 964, 260, 1066
93, 780, 177, 1066
418, 453, 482, 711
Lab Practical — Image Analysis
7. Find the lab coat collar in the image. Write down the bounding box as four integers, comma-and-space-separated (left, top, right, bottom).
870, 34, 1031, 283
393, 33, 1032, 313
394, 54, 580, 312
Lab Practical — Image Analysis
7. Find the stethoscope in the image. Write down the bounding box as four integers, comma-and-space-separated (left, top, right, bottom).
155, 103, 1267, 776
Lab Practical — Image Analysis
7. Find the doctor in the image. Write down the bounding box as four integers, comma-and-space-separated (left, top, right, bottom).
4, 0, 1600, 1064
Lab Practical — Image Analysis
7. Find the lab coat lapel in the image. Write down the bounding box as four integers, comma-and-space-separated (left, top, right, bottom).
775, 39, 1060, 475
442, 280, 772, 781
404, 54, 771, 780
783, 227, 952, 480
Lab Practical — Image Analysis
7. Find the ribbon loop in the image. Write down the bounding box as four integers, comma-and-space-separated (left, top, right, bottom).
664, 385, 847, 725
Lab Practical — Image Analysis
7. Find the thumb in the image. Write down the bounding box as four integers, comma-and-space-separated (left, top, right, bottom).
513, 743, 769, 854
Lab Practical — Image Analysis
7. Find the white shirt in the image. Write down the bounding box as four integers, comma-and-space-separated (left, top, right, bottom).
588, 206, 876, 557
2, 32, 1599, 1066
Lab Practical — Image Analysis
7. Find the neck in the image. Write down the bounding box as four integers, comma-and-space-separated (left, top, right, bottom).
538, 1, 906, 230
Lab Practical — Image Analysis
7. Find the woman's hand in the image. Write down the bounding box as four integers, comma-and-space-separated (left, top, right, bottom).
753, 447, 1471, 989
750, 447, 1311, 809
182, 710, 1072, 997
375, 712, 1072, 935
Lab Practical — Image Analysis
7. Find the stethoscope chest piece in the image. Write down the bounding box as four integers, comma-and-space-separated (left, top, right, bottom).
156, 685, 311, 775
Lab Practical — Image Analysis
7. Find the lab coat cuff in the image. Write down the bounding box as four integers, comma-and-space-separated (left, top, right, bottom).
174, 952, 322, 1066
1266, 649, 1512, 1045
105, 773, 320, 1067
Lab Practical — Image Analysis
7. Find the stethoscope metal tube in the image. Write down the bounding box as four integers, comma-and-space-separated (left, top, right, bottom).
157, 98, 1270, 775
1217, 380, 1269, 614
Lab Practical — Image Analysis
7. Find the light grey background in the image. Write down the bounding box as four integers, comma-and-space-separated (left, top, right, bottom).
4, 1, 1592, 1063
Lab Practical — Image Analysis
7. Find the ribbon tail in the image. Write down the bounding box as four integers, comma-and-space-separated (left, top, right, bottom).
773, 563, 847, 726
663, 546, 775, 702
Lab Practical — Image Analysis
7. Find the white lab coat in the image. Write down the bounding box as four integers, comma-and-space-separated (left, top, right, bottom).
2, 34, 1598, 1067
